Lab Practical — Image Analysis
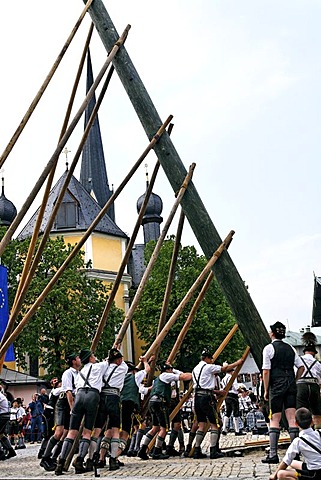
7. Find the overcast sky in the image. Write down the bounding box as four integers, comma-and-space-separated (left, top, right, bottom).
0, 0, 320, 335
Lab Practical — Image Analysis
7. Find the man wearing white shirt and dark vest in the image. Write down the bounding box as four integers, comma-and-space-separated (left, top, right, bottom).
192, 347, 242, 459
138, 362, 192, 460
55, 348, 107, 475
85, 347, 128, 472
262, 321, 304, 464
296, 332, 321, 429
40, 353, 80, 472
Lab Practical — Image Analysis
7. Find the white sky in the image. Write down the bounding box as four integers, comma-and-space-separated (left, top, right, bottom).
0, 0, 321, 335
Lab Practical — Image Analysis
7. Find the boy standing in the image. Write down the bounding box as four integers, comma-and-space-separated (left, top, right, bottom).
270, 407, 321, 480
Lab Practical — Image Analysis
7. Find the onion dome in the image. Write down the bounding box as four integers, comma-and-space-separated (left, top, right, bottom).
136, 173, 163, 244
0, 177, 17, 226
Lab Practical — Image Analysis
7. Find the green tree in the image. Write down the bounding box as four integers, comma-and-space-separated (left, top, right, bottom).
1, 229, 123, 379
133, 237, 246, 372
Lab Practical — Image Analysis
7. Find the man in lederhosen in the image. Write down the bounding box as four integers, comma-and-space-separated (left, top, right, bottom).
296, 331, 321, 429
138, 362, 192, 460
84, 347, 128, 472
192, 347, 242, 459
221, 364, 245, 436
262, 321, 304, 464
55, 349, 108, 475
40, 353, 80, 472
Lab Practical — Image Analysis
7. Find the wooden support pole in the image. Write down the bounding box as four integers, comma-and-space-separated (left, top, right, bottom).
0, 115, 173, 361
0, 25, 130, 258
146, 209, 185, 385
143, 230, 235, 360
91, 160, 160, 353
114, 164, 195, 347
0, 0, 95, 170
82, 0, 270, 367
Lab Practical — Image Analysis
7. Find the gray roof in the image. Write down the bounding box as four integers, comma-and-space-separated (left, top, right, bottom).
18, 171, 128, 240
0, 366, 42, 385
284, 330, 321, 347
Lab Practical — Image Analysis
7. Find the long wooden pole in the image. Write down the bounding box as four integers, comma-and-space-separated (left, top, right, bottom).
8, 62, 116, 334
114, 165, 195, 347
143, 231, 235, 360
0, 0, 95, 170
0, 30, 129, 364
146, 209, 185, 385
0, 26, 130, 258
11, 23, 95, 318
82, 0, 270, 367
91, 160, 160, 353
167, 271, 213, 365
0, 116, 173, 361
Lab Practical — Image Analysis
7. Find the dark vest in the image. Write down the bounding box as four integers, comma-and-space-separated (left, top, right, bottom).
270, 340, 295, 382
121, 373, 140, 406
151, 377, 171, 405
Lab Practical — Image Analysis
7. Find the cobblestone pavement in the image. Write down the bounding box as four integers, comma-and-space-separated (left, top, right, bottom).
0, 432, 289, 479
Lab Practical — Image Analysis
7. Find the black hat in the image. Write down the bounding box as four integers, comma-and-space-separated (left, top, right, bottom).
270, 322, 286, 339
302, 331, 318, 354
108, 348, 123, 362
79, 349, 93, 364
126, 361, 137, 372
65, 352, 79, 365
201, 347, 214, 358
159, 361, 173, 373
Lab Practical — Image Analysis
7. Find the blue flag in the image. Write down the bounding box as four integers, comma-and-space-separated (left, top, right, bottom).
0, 265, 15, 362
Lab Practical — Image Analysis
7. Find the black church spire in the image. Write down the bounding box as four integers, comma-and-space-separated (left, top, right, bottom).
80, 49, 115, 221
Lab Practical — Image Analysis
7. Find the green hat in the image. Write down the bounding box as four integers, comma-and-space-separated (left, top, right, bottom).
79, 349, 92, 364
65, 352, 78, 366
108, 348, 123, 362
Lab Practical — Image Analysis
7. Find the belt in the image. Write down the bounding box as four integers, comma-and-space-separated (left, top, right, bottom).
297, 378, 319, 385
78, 387, 100, 394
195, 389, 213, 396
101, 387, 120, 396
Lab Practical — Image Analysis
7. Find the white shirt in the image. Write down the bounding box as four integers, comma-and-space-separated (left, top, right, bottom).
283, 427, 321, 470
61, 367, 79, 394
221, 373, 239, 395
0, 392, 9, 414
102, 360, 128, 390
300, 353, 321, 383
76, 361, 108, 392
158, 371, 181, 385
192, 360, 221, 390
262, 340, 304, 370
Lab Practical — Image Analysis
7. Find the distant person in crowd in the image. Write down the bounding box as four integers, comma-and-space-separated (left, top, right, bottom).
221, 364, 245, 436
28, 393, 44, 444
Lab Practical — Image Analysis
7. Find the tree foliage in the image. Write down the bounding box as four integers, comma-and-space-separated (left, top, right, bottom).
133, 237, 246, 372
1, 229, 123, 379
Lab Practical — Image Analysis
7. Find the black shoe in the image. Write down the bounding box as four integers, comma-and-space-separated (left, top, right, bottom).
138, 445, 149, 460
166, 446, 180, 457
109, 457, 120, 471
117, 459, 125, 467
6, 448, 17, 459
210, 447, 224, 459
37, 448, 45, 459
96, 459, 106, 468
221, 431, 227, 435
184, 444, 192, 458
0, 451, 6, 461
55, 459, 65, 476
72, 457, 86, 474
40, 458, 57, 472
127, 450, 135, 457
19, 445, 26, 449
194, 446, 207, 459
261, 455, 279, 464
85, 458, 94, 472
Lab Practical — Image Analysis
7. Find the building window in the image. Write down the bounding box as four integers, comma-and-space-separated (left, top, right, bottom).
56, 202, 77, 229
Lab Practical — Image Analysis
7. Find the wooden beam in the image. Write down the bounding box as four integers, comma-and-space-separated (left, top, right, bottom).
82, 0, 270, 367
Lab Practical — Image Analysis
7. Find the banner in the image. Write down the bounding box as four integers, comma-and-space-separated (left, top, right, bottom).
0, 265, 15, 362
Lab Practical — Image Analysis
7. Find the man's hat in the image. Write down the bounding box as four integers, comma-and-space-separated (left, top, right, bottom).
65, 352, 78, 364
270, 321, 286, 338
126, 361, 137, 372
108, 348, 123, 362
159, 361, 173, 372
201, 347, 214, 358
79, 349, 93, 364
